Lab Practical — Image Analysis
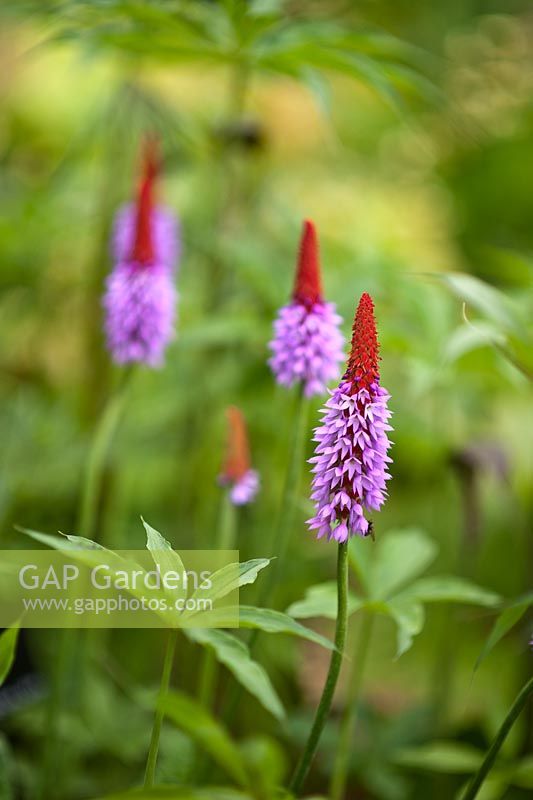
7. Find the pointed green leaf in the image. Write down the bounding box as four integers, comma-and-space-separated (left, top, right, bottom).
370, 529, 437, 600
386, 598, 425, 658
185, 629, 284, 721
21, 527, 103, 552
399, 576, 500, 607
394, 742, 483, 773
476, 593, 533, 669
236, 606, 336, 650
142, 518, 187, 603
287, 581, 364, 620
436, 273, 520, 332
184, 559, 271, 615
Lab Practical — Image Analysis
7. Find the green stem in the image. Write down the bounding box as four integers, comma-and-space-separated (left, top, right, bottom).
461, 674, 533, 800
78, 370, 132, 541
330, 612, 374, 800
144, 628, 179, 788
39, 375, 131, 800
258, 388, 309, 609
198, 491, 236, 710
217, 491, 237, 552
289, 542, 349, 797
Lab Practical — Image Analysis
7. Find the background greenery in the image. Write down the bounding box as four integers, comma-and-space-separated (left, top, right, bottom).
0, 1, 532, 799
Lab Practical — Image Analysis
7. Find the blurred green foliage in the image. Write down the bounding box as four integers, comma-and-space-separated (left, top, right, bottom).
0, 1, 532, 799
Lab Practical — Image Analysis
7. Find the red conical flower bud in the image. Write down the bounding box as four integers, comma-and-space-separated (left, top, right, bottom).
344, 292, 380, 391
221, 406, 251, 483
292, 220, 323, 307
131, 138, 158, 265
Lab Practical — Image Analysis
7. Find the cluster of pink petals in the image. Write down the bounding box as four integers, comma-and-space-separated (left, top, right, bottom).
269, 301, 345, 397
307, 380, 393, 541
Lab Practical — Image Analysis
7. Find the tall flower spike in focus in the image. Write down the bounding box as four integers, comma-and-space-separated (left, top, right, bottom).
269, 220, 345, 397
219, 406, 259, 505
103, 138, 180, 367
308, 293, 393, 541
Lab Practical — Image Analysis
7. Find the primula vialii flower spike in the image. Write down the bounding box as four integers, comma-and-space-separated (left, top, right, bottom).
219, 406, 259, 506
307, 293, 393, 541
269, 220, 345, 397
103, 137, 180, 367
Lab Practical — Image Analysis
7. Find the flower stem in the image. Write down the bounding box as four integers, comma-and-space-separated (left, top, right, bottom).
258, 388, 309, 609
461, 673, 533, 800
144, 628, 179, 788
289, 541, 349, 797
78, 370, 132, 542
198, 491, 236, 710
330, 611, 374, 800
39, 374, 132, 800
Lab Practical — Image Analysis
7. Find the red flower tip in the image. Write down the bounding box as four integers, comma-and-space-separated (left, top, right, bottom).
221, 406, 251, 482
292, 219, 323, 307
131, 137, 159, 265
344, 292, 380, 391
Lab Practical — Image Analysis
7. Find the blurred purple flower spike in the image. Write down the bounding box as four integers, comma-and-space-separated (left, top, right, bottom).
103, 138, 179, 367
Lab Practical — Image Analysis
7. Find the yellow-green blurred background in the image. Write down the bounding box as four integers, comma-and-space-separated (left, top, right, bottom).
0, 2, 532, 799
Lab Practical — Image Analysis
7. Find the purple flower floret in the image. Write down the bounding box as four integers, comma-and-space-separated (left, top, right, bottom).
307, 293, 393, 541
229, 469, 260, 506
269, 220, 344, 397
103, 141, 179, 367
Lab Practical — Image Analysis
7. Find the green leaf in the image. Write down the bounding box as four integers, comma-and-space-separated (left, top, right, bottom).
287, 581, 364, 620
185, 559, 271, 614
89, 785, 253, 799
0, 624, 20, 687
436, 273, 520, 332
444, 323, 507, 364
236, 606, 336, 650
21, 527, 103, 551
19, 527, 179, 625
161, 690, 249, 787
142, 518, 187, 603
394, 742, 484, 773
185, 629, 285, 721
398, 576, 500, 607
476, 593, 533, 669
386, 598, 425, 658
512, 756, 533, 789
370, 529, 438, 600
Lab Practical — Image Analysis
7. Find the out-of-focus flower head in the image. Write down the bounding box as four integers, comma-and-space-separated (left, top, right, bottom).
103, 137, 179, 367
219, 406, 259, 506
269, 220, 344, 397
307, 293, 393, 542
